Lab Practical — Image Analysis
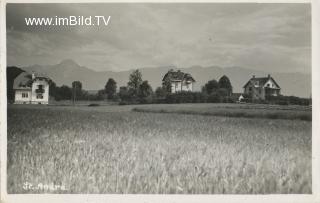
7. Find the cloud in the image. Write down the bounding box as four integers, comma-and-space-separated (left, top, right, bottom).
6, 3, 311, 73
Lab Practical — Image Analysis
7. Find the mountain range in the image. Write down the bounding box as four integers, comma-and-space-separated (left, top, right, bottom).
20, 59, 311, 98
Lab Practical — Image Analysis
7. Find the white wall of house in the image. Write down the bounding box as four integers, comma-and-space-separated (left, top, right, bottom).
181, 81, 193, 91
14, 89, 32, 104
31, 79, 49, 104
171, 81, 182, 93
171, 80, 193, 93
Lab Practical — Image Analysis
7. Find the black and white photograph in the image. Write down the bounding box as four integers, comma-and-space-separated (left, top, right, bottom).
1, 1, 318, 200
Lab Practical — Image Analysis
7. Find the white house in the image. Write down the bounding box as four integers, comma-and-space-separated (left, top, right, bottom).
243, 74, 281, 100
162, 69, 196, 93
13, 72, 50, 104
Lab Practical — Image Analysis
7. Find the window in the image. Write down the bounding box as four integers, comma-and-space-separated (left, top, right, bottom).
22, 93, 28, 98
37, 94, 43, 99
36, 84, 45, 93
248, 87, 252, 91
267, 84, 270, 87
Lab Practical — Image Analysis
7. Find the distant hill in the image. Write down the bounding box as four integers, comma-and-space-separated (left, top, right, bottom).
19, 59, 311, 98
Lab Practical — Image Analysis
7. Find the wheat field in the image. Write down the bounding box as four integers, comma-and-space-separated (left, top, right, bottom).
7, 104, 311, 194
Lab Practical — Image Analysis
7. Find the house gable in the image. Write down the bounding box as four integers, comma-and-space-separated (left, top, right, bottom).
263, 78, 280, 89
243, 75, 280, 89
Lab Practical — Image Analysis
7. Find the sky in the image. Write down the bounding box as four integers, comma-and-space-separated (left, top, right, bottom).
6, 3, 311, 73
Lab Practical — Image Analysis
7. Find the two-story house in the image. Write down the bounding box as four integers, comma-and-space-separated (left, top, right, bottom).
162, 69, 196, 93
13, 72, 50, 104
243, 74, 281, 100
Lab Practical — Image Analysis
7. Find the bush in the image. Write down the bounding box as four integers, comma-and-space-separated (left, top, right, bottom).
207, 93, 221, 103
266, 95, 310, 106
165, 92, 201, 104
138, 95, 154, 104
119, 101, 129, 105
88, 103, 100, 107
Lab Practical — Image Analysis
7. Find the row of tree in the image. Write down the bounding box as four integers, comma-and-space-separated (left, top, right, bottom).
94, 70, 234, 104
50, 80, 93, 101
49, 69, 235, 104
102, 70, 153, 103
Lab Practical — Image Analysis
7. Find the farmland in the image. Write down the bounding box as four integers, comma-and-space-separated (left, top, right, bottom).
7, 103, 312, 194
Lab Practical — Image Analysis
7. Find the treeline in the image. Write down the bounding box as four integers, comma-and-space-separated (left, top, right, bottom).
50, 69, 234, 104
50, 81, 100, 101
49, 69, 311, 106
265, 95, 311, 106
238, 94, 311, 106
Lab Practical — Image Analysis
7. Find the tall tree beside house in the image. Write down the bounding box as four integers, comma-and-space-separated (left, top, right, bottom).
218, 75, 233, 96
127, 69, 143, 98
139, 80, 153, 98
49, 80, 59, 100
202, 79, 219, 94
162, 77, 172, 93
105, 78, 117, 99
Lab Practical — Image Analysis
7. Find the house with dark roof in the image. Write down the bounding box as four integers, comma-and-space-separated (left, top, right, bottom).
162, 69, 195, 93
13, 72, 50, 104
243, 74, 281, 100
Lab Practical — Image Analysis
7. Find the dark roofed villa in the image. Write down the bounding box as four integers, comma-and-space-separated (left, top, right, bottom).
243, 74, 281, 100
162, 69, 195, 93
13, 72, 51, 104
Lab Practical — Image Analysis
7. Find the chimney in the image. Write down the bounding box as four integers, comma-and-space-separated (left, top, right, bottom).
268, 74, 271, 79
252, 75, 255, 79
31, 72, 35, 79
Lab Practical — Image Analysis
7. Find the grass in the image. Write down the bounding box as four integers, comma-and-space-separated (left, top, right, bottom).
7, 104, 311, 194
132, 103, 312, 121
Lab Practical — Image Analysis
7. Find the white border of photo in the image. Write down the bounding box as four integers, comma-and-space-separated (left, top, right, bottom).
0, 0, 319, 203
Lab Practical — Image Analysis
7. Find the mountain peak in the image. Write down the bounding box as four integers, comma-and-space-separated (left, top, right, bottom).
59, 59, 78, 66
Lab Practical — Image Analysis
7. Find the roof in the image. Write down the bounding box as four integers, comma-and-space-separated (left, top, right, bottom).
243, 75, 280, 89
13, 72, 50, 90
13, 72, 32, 89
162, 70, 195, 82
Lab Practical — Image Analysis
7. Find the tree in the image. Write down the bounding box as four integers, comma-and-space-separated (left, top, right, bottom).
119, 86, 131, 101
105, 78, 117, 99
202, 79, 219, 94
155, 87, 167, 98
127, 69, 142, 97
218, 75, 233, 96
59, 85, 72, 100
97, 89, 106, 100
139, 80, 153, 98
162, 77, 172, 93
48, 80, 59, 100
72, 81, 82, 103
72, 81, 82, 90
